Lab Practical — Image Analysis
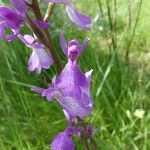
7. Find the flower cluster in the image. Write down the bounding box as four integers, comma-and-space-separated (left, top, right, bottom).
0, 0, 95, 149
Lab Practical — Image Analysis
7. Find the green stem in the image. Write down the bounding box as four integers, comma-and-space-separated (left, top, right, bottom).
90, 137, 97, 150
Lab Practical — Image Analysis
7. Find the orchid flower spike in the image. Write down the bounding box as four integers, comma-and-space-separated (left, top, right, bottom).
18, 34, 53, 74
0, 0, 28, 41
45, 0, 91, 30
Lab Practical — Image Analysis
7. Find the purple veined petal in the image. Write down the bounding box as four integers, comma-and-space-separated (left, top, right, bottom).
41, 76, 62, 101
55, 62, 91, 106
51, 131, 74, 150
9, 0, 28, 15
45, 0, 70, 5
28, 48, 53, 74
0, 6, 23, 28
59, 33, 68, 56
36, 48, 53, 69
81, 90, 93, 108
56, 63, 88, 90
0, 21, 5, 39
42, 87, 56, 101
31, 87, 46, 94
58, 96, 92, 118
34, 20, 50, 29
73, 65, 89, 87
79, 37, 91, 55
18, 34, 45, 49
72, 9, 91, 24
63, 109, 76, 122
66, 5, 91, 30
55, 62, 92, 115
6, 29, 19, 41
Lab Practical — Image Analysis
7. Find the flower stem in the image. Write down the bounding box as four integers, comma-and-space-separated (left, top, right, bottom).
83, 139, 90, 150
76, 117, 95, 150
90, 137, 97, 150
31, 0, 43, 20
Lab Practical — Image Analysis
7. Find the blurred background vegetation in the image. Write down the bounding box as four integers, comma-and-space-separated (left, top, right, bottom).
0, 0, 150, 149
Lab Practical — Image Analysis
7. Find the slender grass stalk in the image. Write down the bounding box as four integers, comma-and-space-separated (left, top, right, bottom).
125, 0, 143, 64
96, 0, 122, 96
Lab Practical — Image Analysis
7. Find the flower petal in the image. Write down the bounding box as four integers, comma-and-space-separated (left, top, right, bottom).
66, 6, 91, 30
28, 48, 53, 74
18, 34, 44, 48
68, 39, 79, 48
79, 37, 91, 55
0, 6, 23, 28
0, 21, 5, 39
51, 131, 74, 150
6, 29, 19, 41
42, 87, 56, 101
85, 69, 93, 82
59, 33, 68, 56
10, 0, 28, 15
31, 87, 45, 94
58, 96, 92, 118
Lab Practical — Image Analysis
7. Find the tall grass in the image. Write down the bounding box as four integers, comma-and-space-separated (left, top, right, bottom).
0, 0, 150, 149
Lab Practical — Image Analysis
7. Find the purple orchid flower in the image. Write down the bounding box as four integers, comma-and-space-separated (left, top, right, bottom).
33, 75, 92, 119
0, 0, 28, 41
51, 122, 93, 150
18, 34, 53, 74
0, 6, 24, 41
32, 34, 92, 118
51, 131, 74, 150
45, 0, 91, 30
51, 123, 75, 150
0, 1, 49, 41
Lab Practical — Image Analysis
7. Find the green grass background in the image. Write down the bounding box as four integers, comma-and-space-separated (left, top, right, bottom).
0, 0, 150, 149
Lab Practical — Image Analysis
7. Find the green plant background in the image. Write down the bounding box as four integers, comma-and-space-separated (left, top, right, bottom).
0, 0, 150, 149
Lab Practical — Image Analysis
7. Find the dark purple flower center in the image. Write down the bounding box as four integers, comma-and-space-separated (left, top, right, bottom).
6, 12, 17, 20
68, 45, 79, 61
